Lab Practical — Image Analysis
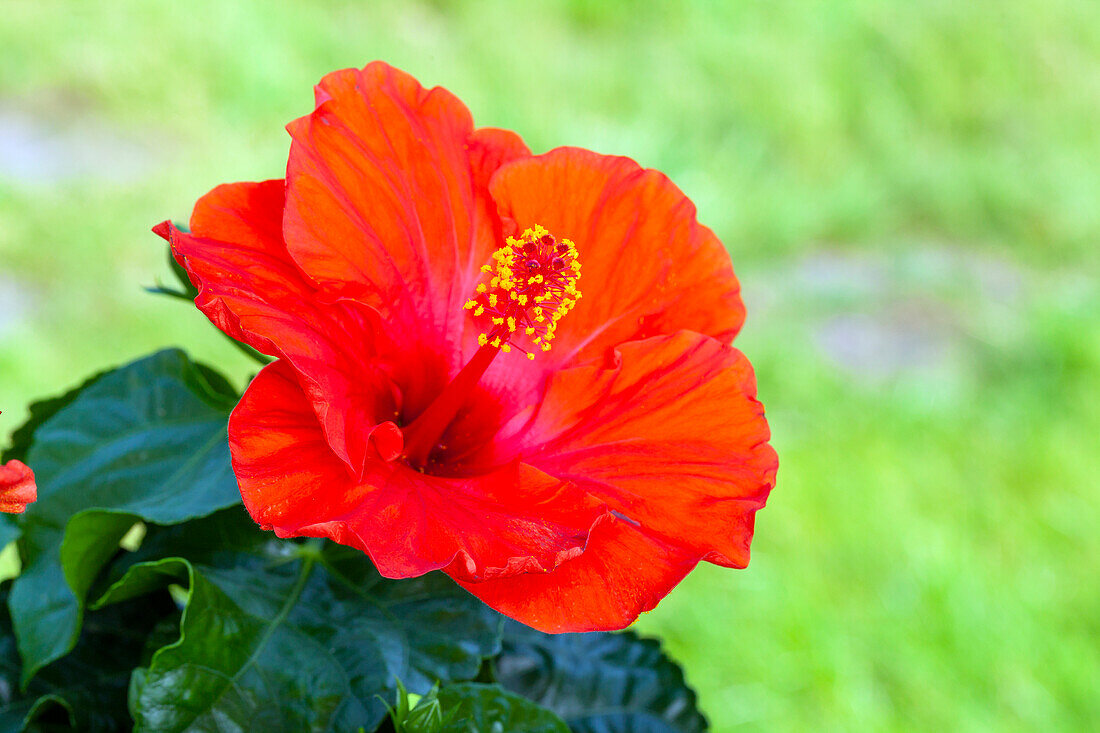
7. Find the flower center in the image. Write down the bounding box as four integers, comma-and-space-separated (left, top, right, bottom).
464, 225, 582, 360
401, 226, 580, 469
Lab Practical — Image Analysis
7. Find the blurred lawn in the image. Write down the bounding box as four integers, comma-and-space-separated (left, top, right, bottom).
2, 1, 1099, 730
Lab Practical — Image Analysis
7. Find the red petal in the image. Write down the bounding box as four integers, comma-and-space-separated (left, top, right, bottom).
0, 460, 36, 514
488, 147, 745, 364
283, 62, 530, 361
230, 361, 612, 581
467, 127, 532, 196
155, 180, 396, 476
457, 517, 698, 632
495, 331, 776, 569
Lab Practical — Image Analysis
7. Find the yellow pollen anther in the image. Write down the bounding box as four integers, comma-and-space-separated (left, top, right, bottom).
464, 224, 582, 360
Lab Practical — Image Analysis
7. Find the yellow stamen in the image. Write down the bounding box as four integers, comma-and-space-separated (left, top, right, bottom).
463, 224, 582, 358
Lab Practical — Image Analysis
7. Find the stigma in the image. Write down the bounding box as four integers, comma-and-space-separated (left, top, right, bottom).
464, 226, 582, 360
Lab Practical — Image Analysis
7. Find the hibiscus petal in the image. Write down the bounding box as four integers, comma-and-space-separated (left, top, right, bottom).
462, 126, 534, 350
488, 147, 745, 364
155, 180, 396, 477
230, 361, 612, 581
457, 517, 698, 633
283, 62, 530, 362
0, 459, 36, 514
498, 331, 777, 569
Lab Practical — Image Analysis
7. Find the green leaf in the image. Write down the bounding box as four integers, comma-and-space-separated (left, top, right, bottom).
0, 517, 19, 553
0, 580, 176, 731
103, 505, 267, 581
92, 528, 501, 732
2, 370, 107, 465
8, 350, 242, 686
496, 621, 708, 733
111, 555, 357, 732
318, 543, 503, 698
394, 681, 450, 733
435, 683, 569, 733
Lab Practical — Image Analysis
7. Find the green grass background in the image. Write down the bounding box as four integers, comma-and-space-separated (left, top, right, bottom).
2, 1, 1098, 730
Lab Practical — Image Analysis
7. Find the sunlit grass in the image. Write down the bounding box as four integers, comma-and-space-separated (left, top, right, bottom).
2, 1, 1098, 729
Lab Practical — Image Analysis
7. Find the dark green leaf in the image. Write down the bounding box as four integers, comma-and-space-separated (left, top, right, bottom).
435, 683, 569, 733
318, 543, 503, 701
0, 580, 176, 731
2, 370, 107, 465
9, 350, 242, 685
110, 555, 359, 732
143, 284, 196, 302
0, 517, 19, 551
93, 533, 500, 732
104, 505, 267, 580
496, 621, 707, 733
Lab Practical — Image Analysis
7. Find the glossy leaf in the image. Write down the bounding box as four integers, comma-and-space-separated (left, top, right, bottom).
0, 517, 18, 552
496, 621, 707, 733
436, 683, 569, 733
319, 543, 503, 699
1, 370, 107, 465
8, 350, 242, 685
0, 581, 176, 732
93, 529, 501, 732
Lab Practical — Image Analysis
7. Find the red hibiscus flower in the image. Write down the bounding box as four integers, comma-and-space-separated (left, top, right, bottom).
155, 62, 776, 632
0, 459, 36, 514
